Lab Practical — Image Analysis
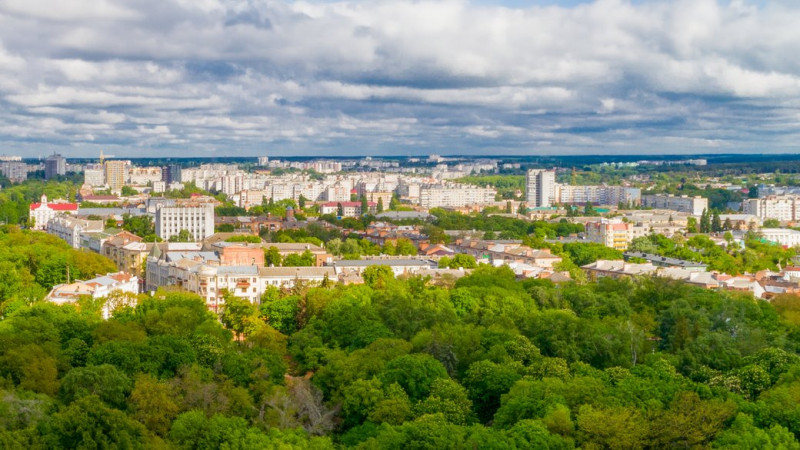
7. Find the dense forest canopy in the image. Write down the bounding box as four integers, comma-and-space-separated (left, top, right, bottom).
3, 253, 800, 447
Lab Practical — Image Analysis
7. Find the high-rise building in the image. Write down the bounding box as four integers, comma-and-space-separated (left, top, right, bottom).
104, 160, 128, 191
162, 164, 181, 184
45, 153, 66, 179
83, 163, 105, 187
526, 169, 556, 207
155, 202, 215, 241
258, 156, 269, 166
0, 161, 28, 182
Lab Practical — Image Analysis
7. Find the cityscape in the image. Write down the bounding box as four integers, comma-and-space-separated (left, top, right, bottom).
4, 0, 800, 448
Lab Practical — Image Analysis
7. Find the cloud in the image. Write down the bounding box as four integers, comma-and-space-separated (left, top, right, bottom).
0, 0, 799, 156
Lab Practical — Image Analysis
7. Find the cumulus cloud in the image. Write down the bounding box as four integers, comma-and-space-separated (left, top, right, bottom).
0, 0, 799, 156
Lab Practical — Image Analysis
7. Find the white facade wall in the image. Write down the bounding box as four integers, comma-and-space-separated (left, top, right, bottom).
155, 203, 214, 241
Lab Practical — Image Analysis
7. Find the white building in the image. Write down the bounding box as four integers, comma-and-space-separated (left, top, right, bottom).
556, 185, 641, 206
320, 201, 376, 217
743, 196, 800, 222
154, 202, 215, 241
128, 167, 163, 185
46, 272, 139, 319
186, 265, 337, 310
47, 214, 104, 248
29, 195, 79, 230
760, 228, 800, 248
526, 169, 556, 207
0, 161, 27, 182
418, 184, 497, 209
585, 218, 632, 251
642, 194, 708, 216
84, 164, 105, 187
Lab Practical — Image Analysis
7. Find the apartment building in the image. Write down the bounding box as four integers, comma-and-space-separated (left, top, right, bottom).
0, 161, 27, 182
584, 218, 649, 251
104, 160, 128, 191
641, 194, 708, 216
47, 214, 104, 248
187, 265, 337, 310
83, 164, 105, 186
760, 228, 800, 248
154, 202, 215, 241
45, 153, 66, 179
556, 185, 641, 206
742, 195, 800, 222
320, 201, 376, 217
418, 184, 497, 209
526, 169, 556, 207
129, 167, 163, 185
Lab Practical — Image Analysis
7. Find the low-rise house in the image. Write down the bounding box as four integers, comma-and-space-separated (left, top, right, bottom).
46, 272, 139, 319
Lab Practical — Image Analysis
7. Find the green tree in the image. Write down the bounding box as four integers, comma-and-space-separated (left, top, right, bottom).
59, 364, 132, 409
377, 197, 384, 213
265, 246, 282, 267
380, 353, 449, 401
362, 265, 394, 289
168, 229, 193, 243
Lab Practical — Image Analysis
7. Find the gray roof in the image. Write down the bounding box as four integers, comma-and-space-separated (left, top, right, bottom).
330, 259, 436, 268
216, 266, 260, 275
165, 251, 219, 263
623, 252, 707, 268
77, 207, 149, 217
376, 211, 433, 220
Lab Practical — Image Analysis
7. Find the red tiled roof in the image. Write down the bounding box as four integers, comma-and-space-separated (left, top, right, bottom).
30, 203, 79, 211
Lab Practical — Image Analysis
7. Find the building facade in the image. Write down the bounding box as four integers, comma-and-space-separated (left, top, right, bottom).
742, 195, 800, 222
526, 169, 556, 207
154, 202, 215, 241
641, 194, 708, 216
45, 153, 66, 179
29, 195, 79, 230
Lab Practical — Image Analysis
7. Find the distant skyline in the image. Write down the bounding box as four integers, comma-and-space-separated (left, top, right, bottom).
1, 0, 800, 158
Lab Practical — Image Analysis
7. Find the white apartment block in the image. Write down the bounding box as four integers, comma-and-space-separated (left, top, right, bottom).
742, 196, 800, 222
47, 214, 104, 248
84, 164, 105, 187
155, 202, 215, 241
760, 228, 800, 248
526, 169, 556, 207
556, 185, 641, 206
419, 184, 497, 209
642, 194, 708, 216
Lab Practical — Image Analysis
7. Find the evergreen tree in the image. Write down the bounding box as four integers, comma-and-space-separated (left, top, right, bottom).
377, 197, 384, 213
712, 212, 722, 233
700, 209, 710, 233
337, 202, 344, 217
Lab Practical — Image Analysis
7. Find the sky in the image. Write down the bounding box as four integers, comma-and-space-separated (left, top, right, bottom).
1, 0, 800, 158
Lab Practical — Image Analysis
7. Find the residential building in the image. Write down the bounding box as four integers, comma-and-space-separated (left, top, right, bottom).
526, 169, 556, 207
760, 228, 800, 248
742, 195, 800, 222
320, 201, 376, 217
622, 252, 707, 271
104, 160, 128, 191
83, 164, 105, 186
555, 185, 641, 206
187, 265, 337, 310
0, 161, 27, 182
154, 202, 215, 241
585, 218, 631, 251
45, 153, 66, 179
641, 194, 708, 216
129, 167, 163, 185
418, 184, 497, 209
328, 259, 436, 277
29, 195, 79, 230
46, 272, 139, 319
47, 214, 104, 248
